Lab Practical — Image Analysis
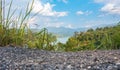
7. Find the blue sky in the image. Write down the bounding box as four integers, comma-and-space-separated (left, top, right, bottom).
7, 0, 120, 29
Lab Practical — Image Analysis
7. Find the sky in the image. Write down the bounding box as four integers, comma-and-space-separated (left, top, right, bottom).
7, 0, 120, 29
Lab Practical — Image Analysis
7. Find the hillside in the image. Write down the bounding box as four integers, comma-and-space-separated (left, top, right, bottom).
63, 23, 120, 51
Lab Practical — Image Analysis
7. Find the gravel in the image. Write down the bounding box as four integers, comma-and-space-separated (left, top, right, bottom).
0, 46, 120, 70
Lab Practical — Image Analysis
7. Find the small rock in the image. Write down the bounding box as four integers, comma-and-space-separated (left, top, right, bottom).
107, 65, 118, 70
55, 64, 64, 70
116, 63, 120, 69
87, 66, 91, 69
93, 57, 99, 62
80, 64, 84, 68
67, 65, 73, 69
114, 57, 118, 60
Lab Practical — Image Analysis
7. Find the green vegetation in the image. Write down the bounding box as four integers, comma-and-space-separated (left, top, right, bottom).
57, 23, 120, 51
0, 0, 56, 50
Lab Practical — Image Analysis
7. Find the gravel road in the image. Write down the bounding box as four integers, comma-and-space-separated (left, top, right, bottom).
0, 46, 120, 70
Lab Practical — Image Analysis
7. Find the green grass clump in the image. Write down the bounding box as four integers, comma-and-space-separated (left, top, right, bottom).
0, 0, 34, 46
0, 0, 57, 50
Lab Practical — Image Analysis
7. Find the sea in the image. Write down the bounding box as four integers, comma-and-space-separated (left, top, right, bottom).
57, 36, 70, 43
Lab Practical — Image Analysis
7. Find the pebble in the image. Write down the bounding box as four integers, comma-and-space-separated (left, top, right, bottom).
67, 65, 73, 69
87, 66, 91, 69
114, 57, 118, 60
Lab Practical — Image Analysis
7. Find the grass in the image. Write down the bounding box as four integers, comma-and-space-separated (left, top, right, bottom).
0, 0, 33, 46
0, 0, 57, 50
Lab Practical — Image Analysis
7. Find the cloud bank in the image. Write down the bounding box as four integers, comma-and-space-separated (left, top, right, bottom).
32, 0, 68, 17
94, 0, 120, 15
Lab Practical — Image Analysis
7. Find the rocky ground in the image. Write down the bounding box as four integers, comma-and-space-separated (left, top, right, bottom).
0, 46, 120, 70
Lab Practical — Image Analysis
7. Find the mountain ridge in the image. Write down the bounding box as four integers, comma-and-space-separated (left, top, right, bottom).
31, 27, 86, 37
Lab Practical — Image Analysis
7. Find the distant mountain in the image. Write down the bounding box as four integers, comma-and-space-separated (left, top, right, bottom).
31, 27, 86, 38
30, 23, 117, 38
46, 27, 86, 37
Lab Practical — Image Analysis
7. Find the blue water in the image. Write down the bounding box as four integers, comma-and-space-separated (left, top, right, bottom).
57, 37, 70, 43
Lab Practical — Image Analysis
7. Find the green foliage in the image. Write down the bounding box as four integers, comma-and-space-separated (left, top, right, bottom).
65, 37, 79, 51
112, 30, 120, 49
57, 23, 120, 51
55, 42, 66, 51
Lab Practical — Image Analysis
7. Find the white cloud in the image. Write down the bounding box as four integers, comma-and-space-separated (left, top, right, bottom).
45, 22, 64, 28
76, 11, 84, 15
94, 0, 120, 15
42, 20, 74, 28
94, 0, 120, 4
65, 24, 74, 28
82, 20, 107, 28
62, 0, 68, 3
57, 0, 68, 3
32, 0, 68, 17
76, 10, 92, 15
101, 3, 120, 15
27, 17, 37, 25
